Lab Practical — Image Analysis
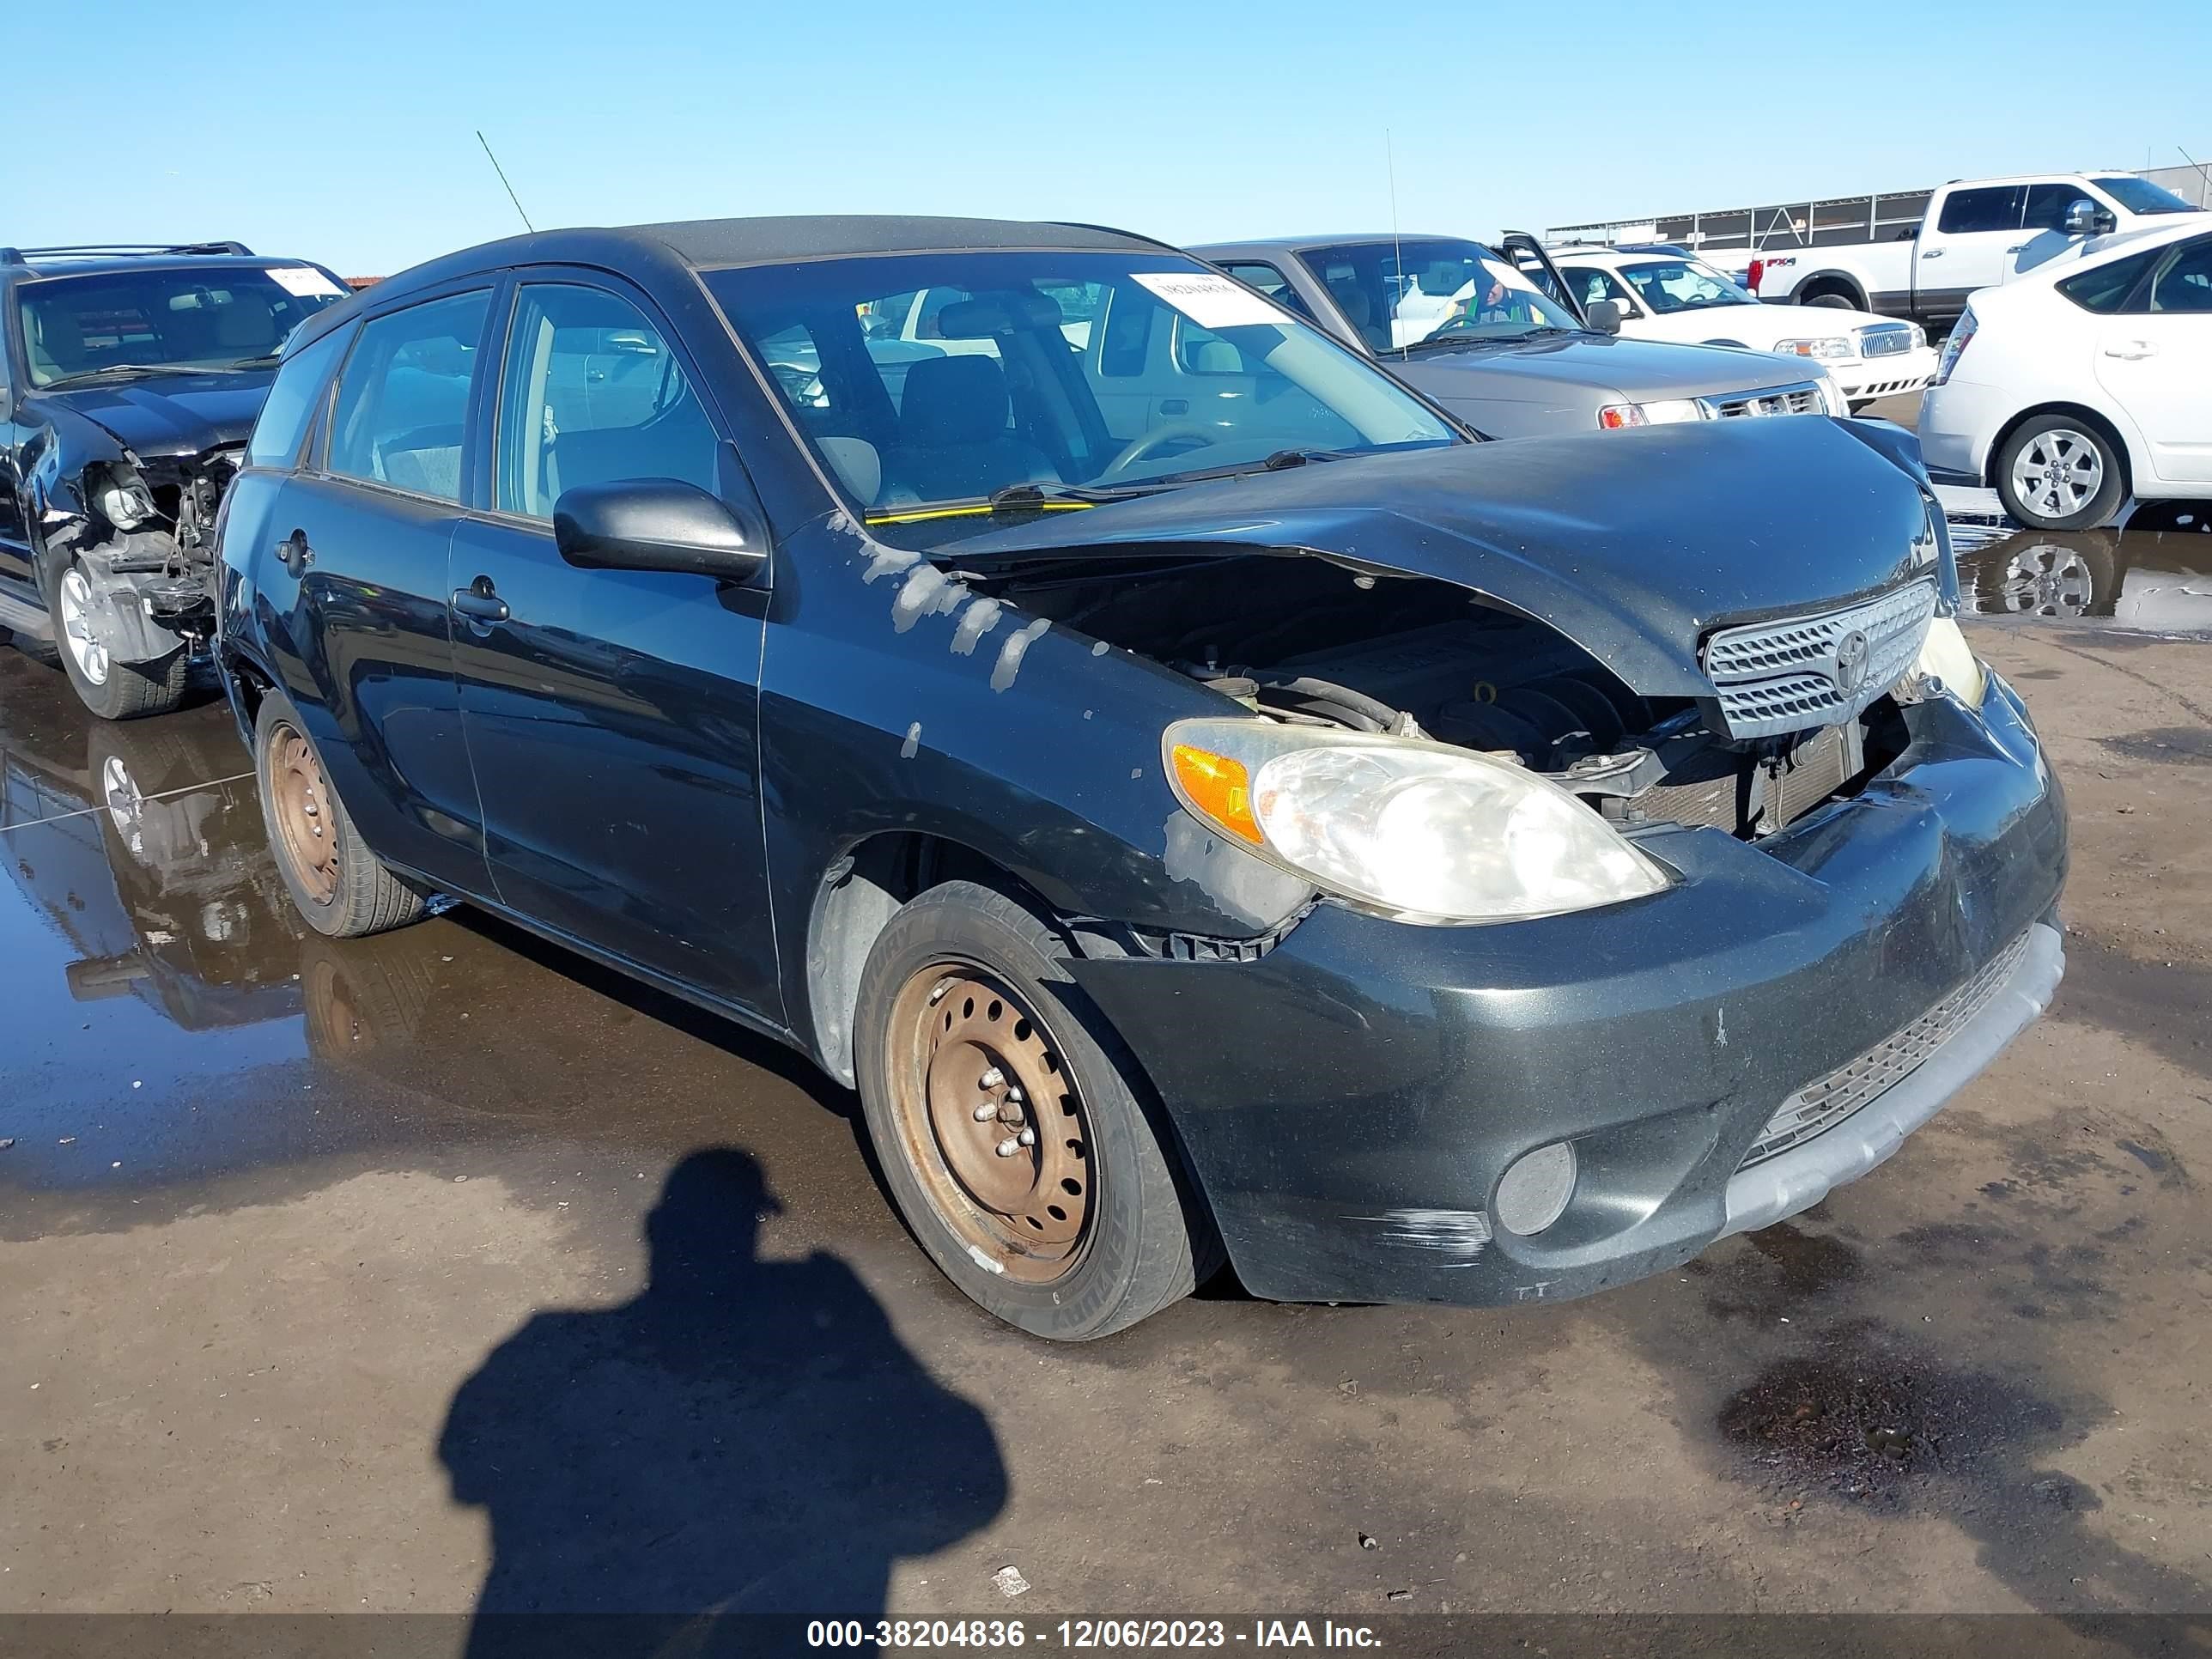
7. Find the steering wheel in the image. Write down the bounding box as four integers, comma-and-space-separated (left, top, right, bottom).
1100, 422, 1221, 479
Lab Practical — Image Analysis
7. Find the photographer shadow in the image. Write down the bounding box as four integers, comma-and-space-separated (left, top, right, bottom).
439, 1149, 1007, 1656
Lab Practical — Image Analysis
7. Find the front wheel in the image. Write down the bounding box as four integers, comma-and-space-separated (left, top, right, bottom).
1996, 416, 2126, 531
1802, 293, 1856, 310
49, 559, 188, 720
854, 881, 1216, 1340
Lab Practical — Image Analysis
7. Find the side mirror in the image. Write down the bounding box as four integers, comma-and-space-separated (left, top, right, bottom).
553, 479, 766, 582
1585, 299, 1625, 334
2063, 198, 2117, 237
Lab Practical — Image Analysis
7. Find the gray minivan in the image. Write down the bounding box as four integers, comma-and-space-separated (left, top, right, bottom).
1194, 234, 1849, 437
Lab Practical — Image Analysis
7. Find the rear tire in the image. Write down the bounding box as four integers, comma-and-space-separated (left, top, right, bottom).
47, 557, 187, 720
853, 880, 1215, 1340
1996, 415, 2126, 531
253, 692, 424, 939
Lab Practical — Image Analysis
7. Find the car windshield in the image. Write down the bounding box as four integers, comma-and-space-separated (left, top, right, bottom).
703, 251, 1459, 547
1291, 239, 1584, 352
16, 264, 350, 388
2092, 176, 2199, 217
1615, 258, 1759, 313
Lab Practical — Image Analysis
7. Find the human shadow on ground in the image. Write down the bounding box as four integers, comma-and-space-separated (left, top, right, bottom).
439, 1149, 1007, 1656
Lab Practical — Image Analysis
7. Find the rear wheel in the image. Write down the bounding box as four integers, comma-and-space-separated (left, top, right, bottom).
854, 880, 1214, 1340
254, 693, 425, 938
1996, 415, 2126, 531
50, 559, 187, 720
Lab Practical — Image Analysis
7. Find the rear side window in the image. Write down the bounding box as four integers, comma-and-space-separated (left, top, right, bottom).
326, 291, 490, 501
1217, 263, 1315, 321
494, 283, 720, 520
2057, 246, 2163, 313
246, 322, 355, 468
1937, 187, 2023, 234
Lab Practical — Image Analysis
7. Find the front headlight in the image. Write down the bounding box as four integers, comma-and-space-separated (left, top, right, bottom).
1164, 719, 1671, 926
1816, 374, 1849, 416
94, 465, 157, 531
1773, 336, 1854, 361
1596, 398, 1707, 429
1912, 617, 1987, 708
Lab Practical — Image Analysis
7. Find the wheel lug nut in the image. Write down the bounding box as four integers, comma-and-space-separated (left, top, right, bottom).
995, 1135, 1021, 1158
972, 1102, 998, 1122
1018, 1127, 1036, 1146
979, 1067, 1004, 1088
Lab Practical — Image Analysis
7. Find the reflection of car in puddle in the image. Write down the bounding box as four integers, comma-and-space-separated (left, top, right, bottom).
1957, 522, 2212, 629
0, 716, 304, 1031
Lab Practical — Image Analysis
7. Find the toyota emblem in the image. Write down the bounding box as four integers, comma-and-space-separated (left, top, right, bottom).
1834, 629, 1871, 695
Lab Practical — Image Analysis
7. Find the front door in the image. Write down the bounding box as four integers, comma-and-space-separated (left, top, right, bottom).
2095, 234, 2212, 484
449, 276, 781, 1020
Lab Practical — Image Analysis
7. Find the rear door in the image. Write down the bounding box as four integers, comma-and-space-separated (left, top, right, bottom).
263, 288, 493, 892
2094, 233, 2212, 484
1916, 185, 2025, 310
447, 272, 781, 1018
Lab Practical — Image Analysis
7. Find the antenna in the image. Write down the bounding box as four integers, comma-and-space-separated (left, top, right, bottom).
477, 130, 535, 233
1386, 129, 1405, 360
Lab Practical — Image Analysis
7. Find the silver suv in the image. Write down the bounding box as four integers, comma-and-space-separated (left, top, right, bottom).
1194, 234, 1847, 437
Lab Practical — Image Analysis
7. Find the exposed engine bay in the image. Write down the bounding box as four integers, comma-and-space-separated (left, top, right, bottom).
994, 553, 1907, 841
52, 444, 240, 647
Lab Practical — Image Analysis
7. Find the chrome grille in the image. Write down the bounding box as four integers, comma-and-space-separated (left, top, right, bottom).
1700, 580, 1937, 739
1739, 931, 2030, 1170
1711, 381, 1825, 418
1857, 325, 1915, 360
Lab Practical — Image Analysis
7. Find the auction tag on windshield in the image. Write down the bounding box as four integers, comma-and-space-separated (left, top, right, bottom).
1132, 271, 1291, 330
267, 265, 347, 299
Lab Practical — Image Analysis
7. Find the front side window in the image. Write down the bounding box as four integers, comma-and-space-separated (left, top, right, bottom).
2149, 237, 2212, 313
1937, 187, 2024, 235
2092, 176, 2198, 216
1613, 258, 1759, 314
326, 291, 490, 501
494, 284, 720, 519
702, 251, 1456, 546
15, 264, 349, 389
1561, 265, 1636, 310
1297, 239, 1583, 353
247, 321, 357, 468
2021, 183, 2089, 233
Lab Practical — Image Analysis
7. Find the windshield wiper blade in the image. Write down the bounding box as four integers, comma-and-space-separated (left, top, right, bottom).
46, 362, 247, 386
982, 481, 1163, 514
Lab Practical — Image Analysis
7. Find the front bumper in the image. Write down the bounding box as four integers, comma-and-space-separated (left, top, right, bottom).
1068, 677, 2066, 1309
1835, 345, 1939, 403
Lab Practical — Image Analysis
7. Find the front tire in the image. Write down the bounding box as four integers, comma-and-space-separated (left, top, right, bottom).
254, 692, 424, 939
1996, 415, 2126, 531
48, 558, 187, 721
854, 880, 1215, 1340
1802, 293, 1856, 311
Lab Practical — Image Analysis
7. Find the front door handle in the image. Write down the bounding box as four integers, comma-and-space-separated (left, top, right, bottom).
275, 529, 313, 577
451, 578, 510, 625
2102, 340, 2159, 361
1921, 247, 1945, 258
1158, 398, 1189, 416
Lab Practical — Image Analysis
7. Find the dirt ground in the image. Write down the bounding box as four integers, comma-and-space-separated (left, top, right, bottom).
3, 605, 2209, 1632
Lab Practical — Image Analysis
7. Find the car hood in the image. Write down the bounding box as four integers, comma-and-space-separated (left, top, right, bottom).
36, 371, 272, 459
949, 417, 1941, 699
1385, 331, 1812, 400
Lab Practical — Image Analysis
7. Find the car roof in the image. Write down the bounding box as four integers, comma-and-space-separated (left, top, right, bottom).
286, 215, 1176, 352
1193, 234, 1478, 258
1, 248, 313, 282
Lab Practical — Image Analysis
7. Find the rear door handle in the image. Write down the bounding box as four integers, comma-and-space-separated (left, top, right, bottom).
275, 529, 313, 576
451, 579, 509, 625
2102, 340, 2159, 360
1159, 398, 1189, 416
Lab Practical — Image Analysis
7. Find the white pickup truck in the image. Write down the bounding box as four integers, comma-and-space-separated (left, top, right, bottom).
1734, 173, 2202, 331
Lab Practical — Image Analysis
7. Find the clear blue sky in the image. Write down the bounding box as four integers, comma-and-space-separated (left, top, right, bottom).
19, 0, 2210, 277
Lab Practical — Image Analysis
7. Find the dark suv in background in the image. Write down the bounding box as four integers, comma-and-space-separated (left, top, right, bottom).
0, 243, 350, 717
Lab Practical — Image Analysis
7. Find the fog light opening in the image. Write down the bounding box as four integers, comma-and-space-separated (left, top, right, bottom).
1496, 1141, 1577, 1237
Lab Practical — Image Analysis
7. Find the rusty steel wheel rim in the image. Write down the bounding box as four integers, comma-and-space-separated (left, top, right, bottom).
269, 723, 340, 906
887, 965, 1094, 1285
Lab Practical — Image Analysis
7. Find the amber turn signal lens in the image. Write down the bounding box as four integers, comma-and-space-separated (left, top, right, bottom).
1169, 744, 1261, 844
